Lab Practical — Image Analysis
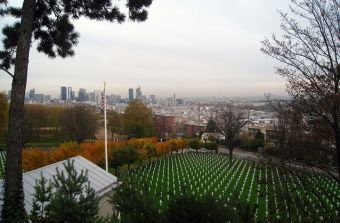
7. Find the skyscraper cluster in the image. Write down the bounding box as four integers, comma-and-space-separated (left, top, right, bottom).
60, 86, 74, 101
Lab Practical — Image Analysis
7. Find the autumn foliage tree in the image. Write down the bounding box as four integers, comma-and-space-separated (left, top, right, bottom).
0, 0, 153, 221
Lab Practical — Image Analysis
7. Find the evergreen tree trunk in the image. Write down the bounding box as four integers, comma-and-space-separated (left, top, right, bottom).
333, 104, 340, 180
3, 0, 36, 222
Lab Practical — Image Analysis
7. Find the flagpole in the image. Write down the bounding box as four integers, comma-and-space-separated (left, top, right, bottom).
104, 81, 108, 172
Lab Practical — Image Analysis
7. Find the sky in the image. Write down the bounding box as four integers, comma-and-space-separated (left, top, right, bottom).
0, 0, 291, 98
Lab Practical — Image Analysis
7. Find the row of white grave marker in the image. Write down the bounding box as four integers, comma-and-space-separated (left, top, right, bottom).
127, 153, 340, 221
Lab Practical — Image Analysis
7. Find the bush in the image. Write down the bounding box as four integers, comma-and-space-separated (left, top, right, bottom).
204, 142, 218, 154
243, 138, 264, 151
189, 139, 202, 153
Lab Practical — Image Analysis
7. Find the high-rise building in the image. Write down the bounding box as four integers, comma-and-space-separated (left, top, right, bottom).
61, 86, 67, 100
136, 86, 142, 100
78, 88, 86, 101
29, 88, 35, 100
150, 95, 156, 104
67, 87, 72, 100
71, 91, 75, 100
128, 88, 134, 101
34, 94, 44, 103
173, 93, 176, 107
94, 90, 102, 106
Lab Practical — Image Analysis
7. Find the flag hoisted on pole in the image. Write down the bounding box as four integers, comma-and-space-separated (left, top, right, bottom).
104, 81, 108, 172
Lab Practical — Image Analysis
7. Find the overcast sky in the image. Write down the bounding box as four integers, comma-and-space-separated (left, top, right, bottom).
0, 0, 291, 98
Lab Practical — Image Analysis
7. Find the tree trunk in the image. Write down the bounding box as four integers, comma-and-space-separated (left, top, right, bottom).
333, 104, 340, 180
3, 0, 36, 222
229, 148, 233, 162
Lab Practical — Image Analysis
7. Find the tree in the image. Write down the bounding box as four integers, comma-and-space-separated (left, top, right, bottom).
110, 148, 123, 176
204, 142, 218, 154
59, 105, 98, 143
23, 104, 49, 143
168, 140, 177, 155
144, 142, 156, 163
0, 0, 153, 220
0, 93, 8, 142
123, 100, 156, 138
261, 0, 340, 179
109, 181, 160, 223
206, 119, 218, 133
188, 138, 201, 154
165, 192, 233, 223
214, 104, 247, 161
29, 159, 99, 223
107, 111, 123, 140
175, 138, 188, 154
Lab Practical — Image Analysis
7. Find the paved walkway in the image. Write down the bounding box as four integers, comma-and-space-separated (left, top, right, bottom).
185, 147, 261, 161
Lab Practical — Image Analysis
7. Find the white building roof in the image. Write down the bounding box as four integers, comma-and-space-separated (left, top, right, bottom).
0, 156, 117, 213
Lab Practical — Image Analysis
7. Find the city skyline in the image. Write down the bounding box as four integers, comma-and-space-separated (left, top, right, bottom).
0, 0, 290, 97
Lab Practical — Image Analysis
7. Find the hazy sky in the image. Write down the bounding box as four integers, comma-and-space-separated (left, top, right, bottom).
0, 0, 291, 98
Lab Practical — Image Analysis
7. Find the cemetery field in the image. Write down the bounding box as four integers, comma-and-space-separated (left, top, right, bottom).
127, 153, 340, 222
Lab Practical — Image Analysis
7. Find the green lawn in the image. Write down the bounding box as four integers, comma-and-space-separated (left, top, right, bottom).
126, 153, 340, 222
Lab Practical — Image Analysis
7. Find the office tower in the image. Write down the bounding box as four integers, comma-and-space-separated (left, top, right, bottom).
94, 90, 102, 106
78, 88, 86, 101
67, 87, 72, 100
173, 93, 176, 107
44, 95, 51, 103
34, 94, 44, 103
61, 86, 67, 100
29, 88, 35, 100
71, 91, 75, 100
150, 95, 156, 104
128, 88, 134, 101
136, 86, 142, 100
88, 92, 95, 102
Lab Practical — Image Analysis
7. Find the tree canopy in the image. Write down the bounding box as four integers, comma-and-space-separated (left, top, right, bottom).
60, 105, 98, 143
123, 100, 156, 138
261, 0, 340, 179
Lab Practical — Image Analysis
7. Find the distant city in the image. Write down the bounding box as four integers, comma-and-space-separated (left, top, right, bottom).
1, 86, 282, 140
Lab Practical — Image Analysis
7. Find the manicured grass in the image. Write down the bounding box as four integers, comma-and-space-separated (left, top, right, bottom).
126, 153, 340, 222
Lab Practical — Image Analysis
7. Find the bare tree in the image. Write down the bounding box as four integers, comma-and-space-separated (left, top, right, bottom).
261, 0, 340, 179
214, 104, 247, 161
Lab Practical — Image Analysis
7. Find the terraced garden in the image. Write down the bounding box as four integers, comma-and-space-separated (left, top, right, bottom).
127, 153, 340, 222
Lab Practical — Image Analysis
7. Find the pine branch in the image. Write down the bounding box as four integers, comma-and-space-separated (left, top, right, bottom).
0, 67, 13, 78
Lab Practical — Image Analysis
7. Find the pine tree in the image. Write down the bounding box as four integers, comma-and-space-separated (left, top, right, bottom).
29, 159, 99, 223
